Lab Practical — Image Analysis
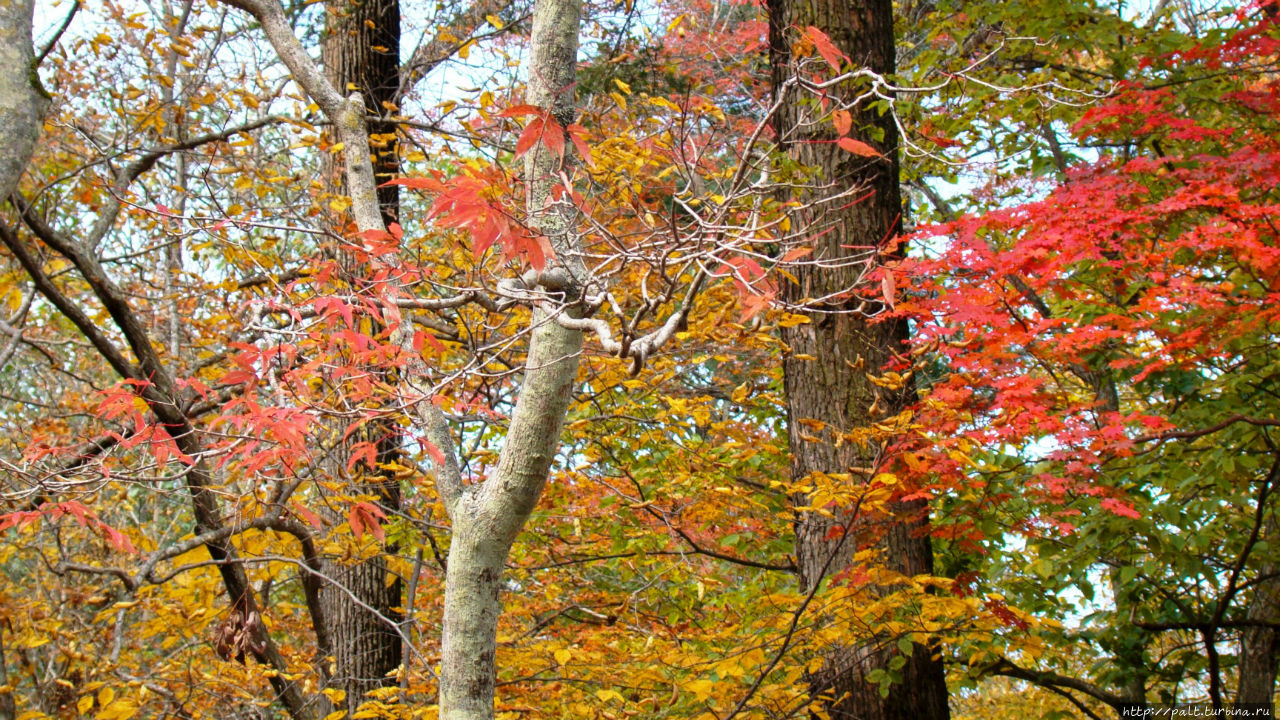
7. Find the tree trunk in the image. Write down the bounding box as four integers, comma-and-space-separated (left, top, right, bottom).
1237, 514, 1279, 711
320, 0, 404, 711
323, 0, 401, 226
437, 0, 583, 715
766, 1, 950, 718
0, 0, 48, 201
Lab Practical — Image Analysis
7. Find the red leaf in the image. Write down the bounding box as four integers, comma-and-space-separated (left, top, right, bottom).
717, 256, 778, 320
346, 440, 378, 472
541, 116, 565, 158
220, 369, 257, 386
102, 526, 138, 554
421, 438, 446, 467
838, 137, 881, 156
806, 26, 846, 72
1101, 498, 1142, 519
499, 103, 543, 118
356, 228, 394, 244
515, 117, 544, 157
567, 123, 593, 166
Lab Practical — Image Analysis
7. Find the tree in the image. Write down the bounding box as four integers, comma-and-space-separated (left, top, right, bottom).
316, 0, 406, 709
0, 7, 43, 715
0, 0, 824, 712
765, 2, 951, 718
9, 0, 1277, 718
904, 2, 1280, 713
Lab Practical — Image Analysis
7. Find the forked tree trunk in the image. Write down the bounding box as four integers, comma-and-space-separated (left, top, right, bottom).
766, 1, 950, 718
320, 0, 404, 710
437, 0, 583, 716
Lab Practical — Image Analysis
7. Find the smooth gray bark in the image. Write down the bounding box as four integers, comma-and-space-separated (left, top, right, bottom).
219, 2, 584, 717
0, 0, 47, 201
438, 0, 583, 716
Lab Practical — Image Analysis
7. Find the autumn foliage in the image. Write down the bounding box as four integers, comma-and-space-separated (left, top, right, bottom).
1, 0, 1279, 719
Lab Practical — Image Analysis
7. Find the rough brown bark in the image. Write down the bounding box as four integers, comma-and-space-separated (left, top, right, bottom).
320, 0, 405, 710
323, 0, 401, 226
766, 0, 950, 718
1237, 516, 1279, 711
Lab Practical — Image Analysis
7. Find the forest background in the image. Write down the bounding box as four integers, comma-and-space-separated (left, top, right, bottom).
1, 0, 1278, 719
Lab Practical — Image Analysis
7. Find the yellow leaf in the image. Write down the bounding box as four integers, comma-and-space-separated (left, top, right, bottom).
485, 14, 504, 29
554, 649, 572, 665
683, 679, 714, 701
97, 700, 138, 720
613, 78, 631, 95
649, 97, 681, 112
595, 689, 624, 703
458, 39, 474, 59
97, 688, 114, 708
78, 696, 94, 714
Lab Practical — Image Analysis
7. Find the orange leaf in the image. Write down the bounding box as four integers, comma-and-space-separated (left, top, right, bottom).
881, 269, 896, 310
838, 137, 881, 157
349, 502, 386, 543
781, 246, 813, 262
832, 109, 852, 136
292, 502, 323, 530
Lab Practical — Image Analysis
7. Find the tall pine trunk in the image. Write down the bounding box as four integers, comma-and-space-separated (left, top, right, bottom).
320, 0, 404, 710
766, 1, 950, 718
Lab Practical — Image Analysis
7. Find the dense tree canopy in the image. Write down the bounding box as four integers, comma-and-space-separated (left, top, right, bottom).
0, 0, 1278, 719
